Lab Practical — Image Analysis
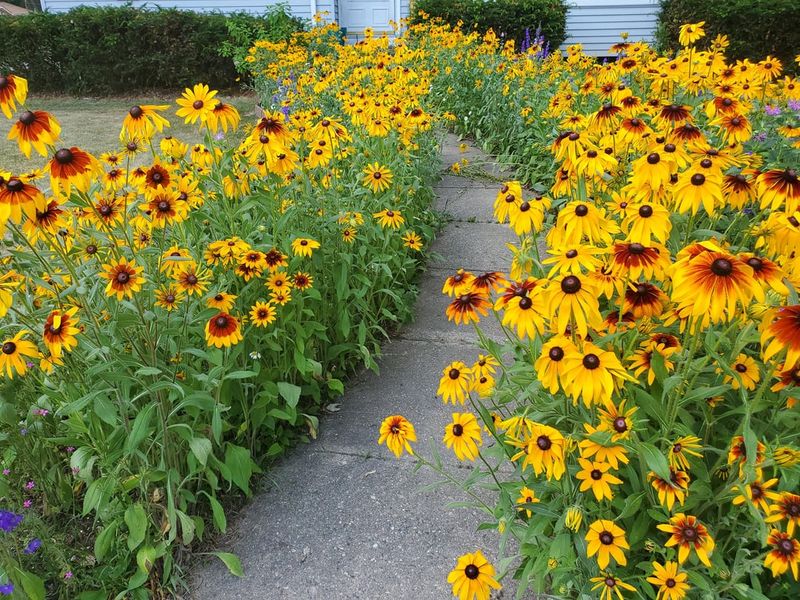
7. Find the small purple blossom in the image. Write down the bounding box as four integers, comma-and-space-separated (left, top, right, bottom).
789, 100, 800, 111
33, 408, 49, 417
25, 361, 34, 369
1, 469, 9, 476
0, 582, 14, 595
23, 500, 32, 509
71, 466, 80, 475
25, 480, 35, 490
765, 105, 782, 116
66, 447, 75, 453
64, 571, 73, 580
0, 510, 23, 533
19, 428, 28, 436
23, 538, 41, 554
754, 131, 768, 142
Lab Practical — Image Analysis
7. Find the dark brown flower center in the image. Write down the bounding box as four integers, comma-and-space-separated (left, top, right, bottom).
735, 363, 747, 373
19, 111, 36, 126
186, 274, 198, 285
561, 275, 581, 294
116, 271, 130, 284
628, 243, 645, 254
665, 578, 676, 588
452, 424, 464, 436
449, 368, 460, 380
591, 469, 602, 480
710, 258, 733, 276
192, 100, 204, 110
549, 347, 564, 361
2, 342, 16, 355
583, 354, 600, 369
574, 204, 589, 217
215, 316, 229, 328
614, 417, 628, 432
682, 526, 698, 541
647, 153, 660, 164
536, 435, 552, 450
700, 158, 713, 168
566, 249, 578, 259
599, 531, 614, 545
464, 564, 479, 579
55, 148, 73, 164
6, 178, 23, 193
691, 173, 706, 186
518, 296, 533, 310
129, 105, 143, 118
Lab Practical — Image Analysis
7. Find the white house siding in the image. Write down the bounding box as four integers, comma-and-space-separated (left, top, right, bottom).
564, 0, 660, 56
39, 1, 336, 21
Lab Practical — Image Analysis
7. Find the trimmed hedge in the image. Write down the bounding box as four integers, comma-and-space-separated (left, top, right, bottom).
411, 0, 568, 50
657, 0, 800, 68
0, 6, 304, 95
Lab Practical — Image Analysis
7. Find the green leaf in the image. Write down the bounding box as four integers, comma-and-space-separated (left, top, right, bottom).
224, 444, 254, 495
94, 519, 119, 562
125, 503, 148, 552
136, 545, 157, 573
125, 404, 154, 453
277, 381, 301, 408
189, 437, 213, 467
136, 366, 162, 377
209, 495, 227, 533
327, 378, 344, 396
14, 569, 45, 600
224, 370, 258, 380
211, 552, 243, 577
177, 509, 196, 545
638, 442, 671, 481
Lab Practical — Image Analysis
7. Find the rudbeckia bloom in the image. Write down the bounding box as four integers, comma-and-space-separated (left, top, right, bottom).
649, 469, 690, 510
545, 274, 603, 338
515, 486, 540, 518
671, 251, 762, 329
672, 169, 723, 215
668, 436, 702, 470
646, 561, 690, 600
154, 286, 184, 311
493, 181, 522, 223
535, 336, 577, 394
0, 330, 38, 379
205, 312, 242, 348
765, 492, 800, 535
443, 412, 483, 461
378, 415, 416, 458
758, 168, 800, 213
42, 307, 80, 358
657, 513, 714, 566
722, 353, 760, 390
621, 201, 672, 244
500, 290, 546, 338
402, 231, 423, 250
764, 529, 800, 580
611, 242, 670, 280
207, 292, 237, 312
48, 147, 101, 195
176, 83, 217, 124
731, 477, 780, 513
0, 73, 27, 118
579, 424, 630, 469
447, 550, 501, 600
523, 422, 566, 480
8, 110, 61, 157
121, 104, 170, 140
373, 209, 404, 229
101, 257, 145, 300
291, 237, 320, 257
589, 574, 636, 600
443, 269, 476, 296
447, 291, 491, 325
561, 342, 633, 407
362, 163, 393, 193
249, 301, 277, 327
762, 305, 800, 368
585, 519, 629, 569
437, 361, 472, 404
206, 101, 240, 133
0, 176, 46, 225
266, 272, 293, 294
174, 264, 211, 296
575, 458, 622, 500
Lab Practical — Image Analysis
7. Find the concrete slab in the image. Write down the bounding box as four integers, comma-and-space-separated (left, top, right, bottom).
190, 451, 511, 600
436, 185, 498, 223
430, 222, 517, 273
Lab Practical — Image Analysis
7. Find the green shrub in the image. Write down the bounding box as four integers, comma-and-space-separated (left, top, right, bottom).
657, 0, 800, 68
0, 6, 304, 95
411, 0, 568, 50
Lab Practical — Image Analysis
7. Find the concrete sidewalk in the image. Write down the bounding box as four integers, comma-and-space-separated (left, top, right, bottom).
190, 135, 516, 600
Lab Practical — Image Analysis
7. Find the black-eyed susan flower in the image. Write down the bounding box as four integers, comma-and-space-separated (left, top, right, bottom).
561, 342, 633, 407
657, 513, 714, 566
266, 272, 293, 295
443, 269, 476, 296
207, 292, 236, 312
205, 312, 242, 348
0, 73, 27, 118
362, 163, 392, 193
721, 353, 760, 390
597, 401, 637, 442
758, 169, 800, 213
764, 529, 800, 580
576, 458, 622, 501
402, 231, 423, 251
646, 561, 690, 600
649, 469, 690, 511
378, 415, 416, 458
121, 104, 170, 140
176, 83, 217, 125
493, 181, 522, 223
291, 237, 320, 257
499, 289, 546, 338
620, 202, 672, 245
444, 412, 483, 461
545, 274, 603, 337
535, 335, 576, 394
623, 282, 667, 318
373, 209, 404, 229
206, 101, 240, 133
611, 242, 670, 280
579, 424, 630, 469
765, 492, 800, 535
264, 248, 288, 272
515, 486, 540, 518
47, 147, 101, 195
668, 436, 702, 471
42, 307, 80, 358
292, 272, 313, 291
447, 291, 491, 325
101, 257, 145, 300
174, 264, 211, 297
523, 422, 566, 480
447, 550, 501, 600
762, 305, 800, 369
270, 289, 292, 305
732, 477, 780, 513
154, 286, 184, 311
250, 301, 276, 328
0, 330, 38, 379
8, 110, 61, 157
586, 520, 629, 569
590, 573, 636, 600
0, 176, 46, 225
438, 361, 472, 404
543, 245, 604, 277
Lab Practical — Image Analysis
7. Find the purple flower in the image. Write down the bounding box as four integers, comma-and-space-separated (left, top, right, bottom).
33, 408, 48, 417
754, 131, 768, 142
23, 500, 31, 509
1, 469, 9, 476
0, 583, 14, 595
23, 538, 41, 554
25, 481, 35, 490
789, 100, 800, 111
19, 428, 27, 436
0, 510, 23, 533
65, 447, 75, 453
765, 105, 782, 116
64, 571, 73, 580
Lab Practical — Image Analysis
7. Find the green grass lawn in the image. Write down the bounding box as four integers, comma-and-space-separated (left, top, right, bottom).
0, 94, 257, 174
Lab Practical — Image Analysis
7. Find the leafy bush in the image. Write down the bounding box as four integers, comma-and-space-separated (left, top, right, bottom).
411, 0, 568, 49
0, 24, 439, 597
0, 6, 303, 95
658, 0, 800, 68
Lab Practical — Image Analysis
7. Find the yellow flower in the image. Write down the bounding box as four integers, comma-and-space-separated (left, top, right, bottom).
373, 209, 404, 229
378, 415, 416, 458
515, 486, 540, 518
362, 162, 393, 193
291, 237, 320, 257
175, 83, 218, 124
565, 507, 583, 532
437, 361, 472, 404
443, 412, 483, 461
585, 519, 629, 569
447, 550, 501, 600
678, 21, 706, 47
0, 330, 38, 379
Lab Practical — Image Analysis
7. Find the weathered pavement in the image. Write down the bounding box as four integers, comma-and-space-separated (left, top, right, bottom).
189, 135, 516, 599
